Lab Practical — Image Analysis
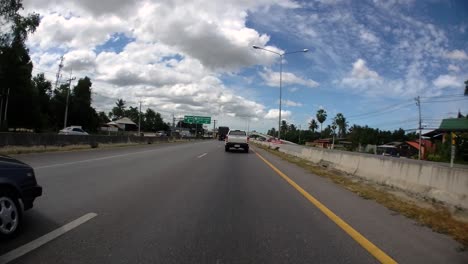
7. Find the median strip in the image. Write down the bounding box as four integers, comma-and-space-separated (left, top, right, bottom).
253, 149, 397, 264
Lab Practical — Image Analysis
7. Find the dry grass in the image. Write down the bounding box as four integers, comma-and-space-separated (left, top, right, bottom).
255, 143, 468, 249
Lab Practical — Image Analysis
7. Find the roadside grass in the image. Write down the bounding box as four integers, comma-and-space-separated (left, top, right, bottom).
0, 139, 191, 155
254, 143, 468, 249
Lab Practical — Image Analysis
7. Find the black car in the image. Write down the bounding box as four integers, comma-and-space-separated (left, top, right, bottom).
0, 155, 42, 238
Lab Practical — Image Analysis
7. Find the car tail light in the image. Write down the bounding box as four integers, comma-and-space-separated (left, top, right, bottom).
247, 137, 250, 142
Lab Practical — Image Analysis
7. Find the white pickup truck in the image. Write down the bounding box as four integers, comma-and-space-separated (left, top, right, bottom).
225, 130, 249, 153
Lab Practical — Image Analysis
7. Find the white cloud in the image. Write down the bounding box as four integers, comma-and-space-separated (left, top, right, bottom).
260, 69, 319, 88
359, 29, 379, 44
350, 59, 380, 79
444, 50, 468, 60
28, 13, 127, 50
264, 109, 292, 119
340, 59, 431, 97
447, 64, 460, 72
289, 87, 299, 92
63, 50, 97, 71
281, 99, 303, 107
432, 75, 461, 89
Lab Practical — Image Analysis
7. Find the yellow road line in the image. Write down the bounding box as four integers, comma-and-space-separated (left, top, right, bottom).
253, 149, 397, 264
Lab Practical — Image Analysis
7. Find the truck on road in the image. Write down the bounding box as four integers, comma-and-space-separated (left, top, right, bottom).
218, 126, 229, 141
225, 130, 249, 153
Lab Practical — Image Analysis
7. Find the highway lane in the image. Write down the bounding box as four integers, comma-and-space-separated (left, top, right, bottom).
1, 140, 467, 263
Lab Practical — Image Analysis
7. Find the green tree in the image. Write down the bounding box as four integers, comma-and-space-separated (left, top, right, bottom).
334, 113, 348, 138
49, 83, 69, 130
110, 99, 126, 120
464, 80, 468, 96
316, 109, 327, 133
289, 123, 297, 132
31, 73, 52, 130
267, 127, 277, 137
0, 0, 40, 48
321, 125, 333, 138
0, 0, 40, 130
280, 120, 288, 135
98, 111, 110, 124
125, 106, 139, 124
68, 77, 99, 131
143, 108, 167, 131
309, 119, 318, 132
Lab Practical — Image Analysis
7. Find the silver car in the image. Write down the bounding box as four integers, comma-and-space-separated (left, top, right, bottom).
59, 126, 89, 135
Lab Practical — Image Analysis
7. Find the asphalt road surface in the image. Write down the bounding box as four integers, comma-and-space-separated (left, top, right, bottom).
1, 140, 467, 263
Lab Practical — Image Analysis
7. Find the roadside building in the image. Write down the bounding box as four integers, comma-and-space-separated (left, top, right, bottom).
107, 117, 138, 131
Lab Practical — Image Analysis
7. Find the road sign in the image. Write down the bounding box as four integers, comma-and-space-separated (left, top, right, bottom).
184, 115, 211, 124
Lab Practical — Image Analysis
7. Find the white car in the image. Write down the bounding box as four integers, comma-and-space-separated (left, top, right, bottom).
225, 130, 249, 153
59, 126, 89, 135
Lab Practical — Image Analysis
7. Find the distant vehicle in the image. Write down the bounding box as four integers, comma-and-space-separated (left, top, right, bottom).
0, 155, 42, 238
218, 126, 229, 141
59, 126, 89, 135
225, 130, 249, 153
156, 131, 167, 137
180, 131, 192, 138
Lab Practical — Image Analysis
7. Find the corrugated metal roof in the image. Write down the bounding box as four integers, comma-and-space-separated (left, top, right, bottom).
439, 118, 468, 131
113, 117, 137, 125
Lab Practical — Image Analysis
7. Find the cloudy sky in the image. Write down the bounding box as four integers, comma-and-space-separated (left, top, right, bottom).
23, 0, 468, 132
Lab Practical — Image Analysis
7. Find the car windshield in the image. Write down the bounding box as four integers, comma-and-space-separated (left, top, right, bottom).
1, 1, 468, 263
229, 131, 246, 136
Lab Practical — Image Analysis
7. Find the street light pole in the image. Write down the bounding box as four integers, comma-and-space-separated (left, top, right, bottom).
252, 45, 308, 140
279, 54, 283, 140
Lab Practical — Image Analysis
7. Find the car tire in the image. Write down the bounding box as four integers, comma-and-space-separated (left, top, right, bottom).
0, 190, 22, 239
245, 147, 249, 153
225, 146, 229, 152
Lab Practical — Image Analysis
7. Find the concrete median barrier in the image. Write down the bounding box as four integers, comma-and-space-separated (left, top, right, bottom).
254, 140, 468, 210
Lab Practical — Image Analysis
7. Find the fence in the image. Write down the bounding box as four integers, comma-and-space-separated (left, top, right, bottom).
0, 133, 170, 147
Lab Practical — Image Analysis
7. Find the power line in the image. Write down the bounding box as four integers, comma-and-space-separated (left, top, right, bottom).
421, 98, 468, 103
419, 93, 465, 99
346, 100, 413, 119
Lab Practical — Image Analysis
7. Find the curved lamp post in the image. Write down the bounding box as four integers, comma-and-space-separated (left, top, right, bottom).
252, 45, 308, 140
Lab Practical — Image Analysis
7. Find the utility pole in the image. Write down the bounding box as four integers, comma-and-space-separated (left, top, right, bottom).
213, 119, 217, 139
415, 96, 422, 160
3, 88, 9, 128
450, 132, 456, 168
55, 56, 64, 90
299, 125, 301, 145
64, 70, 75, 129
172, 113, 175, 134
138, 101, 142, 136
0, 89, 4, 128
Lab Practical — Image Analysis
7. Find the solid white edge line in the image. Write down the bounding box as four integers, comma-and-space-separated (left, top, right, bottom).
0, 213, 98, 264
197, 153, 208, 158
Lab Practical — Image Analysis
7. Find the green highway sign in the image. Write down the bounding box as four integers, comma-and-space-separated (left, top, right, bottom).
184, 115, 211, 124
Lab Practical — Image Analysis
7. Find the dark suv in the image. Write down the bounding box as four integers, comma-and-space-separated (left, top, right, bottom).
0, 155, 42, 238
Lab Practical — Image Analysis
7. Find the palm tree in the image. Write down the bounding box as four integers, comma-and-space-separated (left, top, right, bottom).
334, 113, 349, 138
316, 109, 327, 132
309, 119, 318, 132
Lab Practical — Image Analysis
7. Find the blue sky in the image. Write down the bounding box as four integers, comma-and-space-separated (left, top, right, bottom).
25, 0, 467, 132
